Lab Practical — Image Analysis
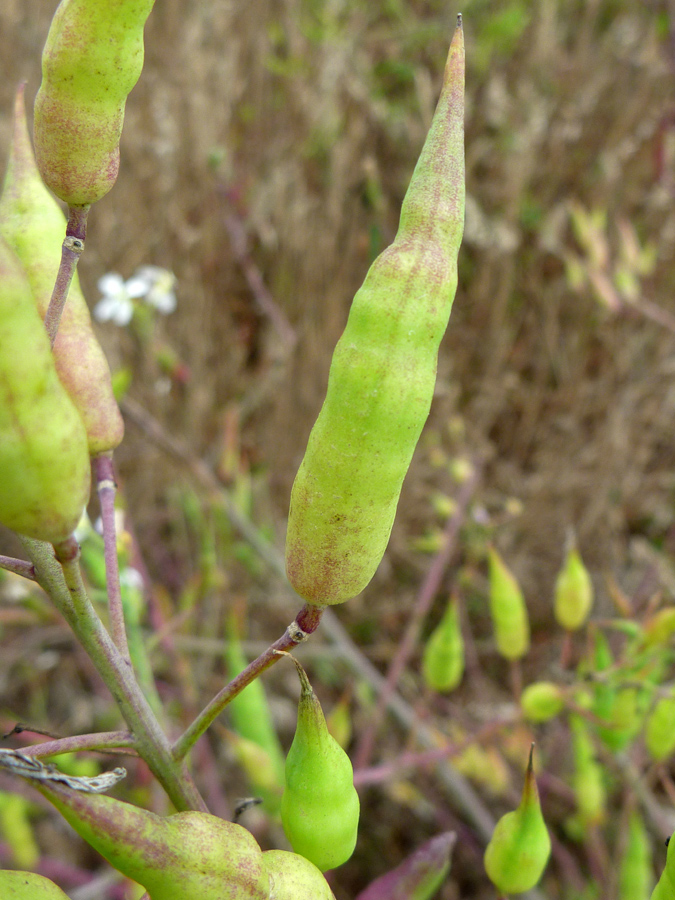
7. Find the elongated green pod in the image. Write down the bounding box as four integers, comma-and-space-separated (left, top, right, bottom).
521, 682, 565, 723
422, 594, 465, 693
33, 780, 269, 900
554, 543, 593, 631
262, 849, 336, 900
651, 834, 675, 900
355, 832, 455, 900
281, 658, 360, 871
0, 870, 71, 899
570, 714, 606, 828
285, 19, 465, 606
0, 85, 124, 454
483, 747, 551, 894
487, 546, 530, 661
618, 811, 653, 900
34, 0, 156, 207
646, 691, 675, 762
0, 235, 90, 542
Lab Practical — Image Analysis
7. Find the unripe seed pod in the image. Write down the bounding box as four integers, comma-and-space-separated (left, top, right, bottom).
422, 595, 465, 693
650, 832, 675, 900
570, 714, 606, 828
262, 849, 336, 900
0, 85, 124, 455
646, 691, 675, 763
34, 0, 156, 207
483, 747, 551, 894
487, 546, 530, 661
33, 779, 269, 900
618, 811, 653, 900
0, 236, 90, 542
0, 870, 71, 899
281, 658, 360, 871
355, 832, 455, 900
554, 543, 593, 631
521, 682, 565, 723
285, 19, 464, 606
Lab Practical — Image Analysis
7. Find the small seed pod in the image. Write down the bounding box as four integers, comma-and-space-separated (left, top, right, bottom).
483, 746, 551, 895
262, 849, 336, 900
281, 658, 360, 871
646, 691, 675, 763
0, 85, 124, 455
487, 546, 530, 661
422, 594, 465, 693
650, 831, 675, 900
570, 714, 606, 829
34, 0, 156, 207
554, 542, 593, 631
520, 682, 565, 723
0, 870, 71, 899
0, 235, 90, 543
355, 832, 455, 900
618, 811, 653, 900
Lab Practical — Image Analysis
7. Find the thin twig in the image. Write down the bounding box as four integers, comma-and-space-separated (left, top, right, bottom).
0, 555, 35, 580
43, 206, 88, 345
16, 731, 136, 759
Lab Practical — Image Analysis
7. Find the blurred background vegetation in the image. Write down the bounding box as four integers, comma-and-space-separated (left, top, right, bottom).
1, 1, 675, 898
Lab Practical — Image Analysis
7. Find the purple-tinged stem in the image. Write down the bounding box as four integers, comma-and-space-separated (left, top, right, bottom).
354, 463, 481, 771
172, 604, 323, 761
0, 555, 35, 580
93, 453, 131, 663
43, 205, 89, 346
17, 731, 136, 759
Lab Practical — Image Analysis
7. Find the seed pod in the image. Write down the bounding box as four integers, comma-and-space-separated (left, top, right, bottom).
355, 832, 455, 900
33, 0, 156, 207
33, 779, 269, 900
618, 811, 653, 900
0, 235, 90, 543
651, 833, 675, 900
646, 691, 675, 763
262, 849, 337, 900
0, 870, 71, 899
554, 543, 593, 631
285, 19, 464, 606
0, 85, 124, 455
521, 682, 565, 723
281, 658, 360, 871
570, 715, 606, 828
487, 546, 530, 661
422, 594, 465, 693
483, 747, 551, 894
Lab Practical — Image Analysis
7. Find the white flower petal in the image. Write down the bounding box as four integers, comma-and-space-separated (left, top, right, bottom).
125, 276, 151, 298
97, 272, 125, 296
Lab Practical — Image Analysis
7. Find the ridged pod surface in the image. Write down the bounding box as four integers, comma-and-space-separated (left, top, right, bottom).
285, 20, 465, 606
0, 86, 124, 454
0, 235, 90, 542
34, 0, 156, 206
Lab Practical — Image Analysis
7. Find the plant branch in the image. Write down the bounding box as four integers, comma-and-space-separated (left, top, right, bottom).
19, 535, 206, 813
172, 605, 323, 761
43, 206, 88, 345
0, 554, 35, 580
17, 731, 136, 759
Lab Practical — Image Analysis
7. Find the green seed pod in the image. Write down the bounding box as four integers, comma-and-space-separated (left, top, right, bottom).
487, 546, 530, 661
262, 849, 336, 900
521, 682, 565, 723
33, 0, 156, 207
285, 20, 465, 606
422, 594, 465, 693
483, 747, 551, 894
570, 715, 606, 828
646, 691, 675, 763
0, 235, 90, 543
281, 658, 360, 871
356, 832, 455, 900
554, 543, 593, 631
0, 871, 71, 899
0, 85, 124, 455
650, 833, 675, 900
33, 779, 269, 900
618, 811, 653, 900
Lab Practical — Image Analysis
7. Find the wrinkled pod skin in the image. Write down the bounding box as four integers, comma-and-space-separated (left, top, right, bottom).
34, 0, 156, 207
284, 20, 465, 606
0, 870, 71, 899
262, 850, 336, 899
280, 659, 360, 871
0, 236, 90, 542
0, 85, 124, 454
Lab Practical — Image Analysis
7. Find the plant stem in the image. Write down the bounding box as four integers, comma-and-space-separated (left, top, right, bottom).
19, 535, 206, 813
43, 205, 88, 345
0, 554, 35, 580
18, 731, 136, 759
93, 453, 131, 662
172, 604, 323, 761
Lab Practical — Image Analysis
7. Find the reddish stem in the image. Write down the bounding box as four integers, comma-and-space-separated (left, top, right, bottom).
43, 205, 89, 345
0, 554, 35, 580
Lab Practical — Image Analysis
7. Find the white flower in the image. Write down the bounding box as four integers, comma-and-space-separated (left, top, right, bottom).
93, 266, 177, 326
130, 265, 177, 314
